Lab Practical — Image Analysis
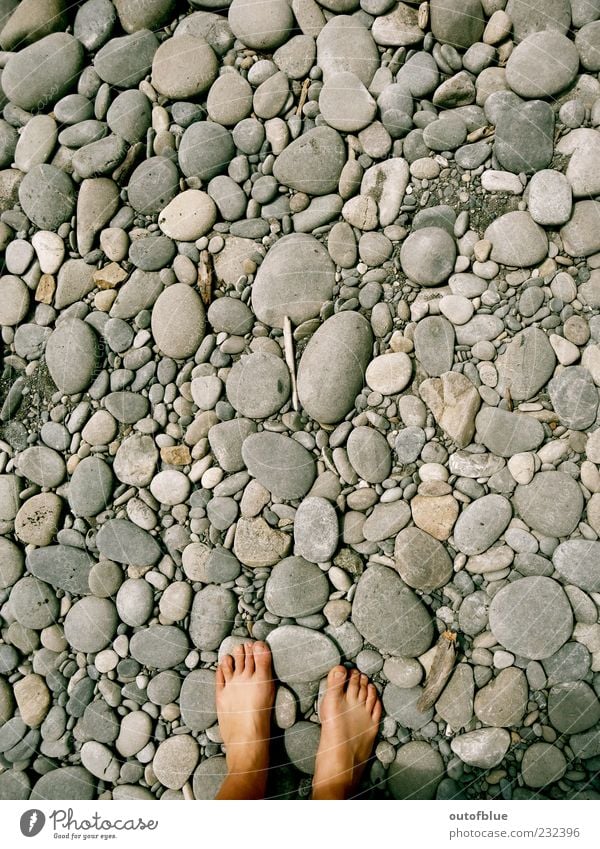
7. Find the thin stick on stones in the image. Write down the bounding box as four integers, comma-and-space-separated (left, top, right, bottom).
296, 79, 310, 116
198, 250, 213, 307
417, 630, 457, 712
283, 315, 299, 412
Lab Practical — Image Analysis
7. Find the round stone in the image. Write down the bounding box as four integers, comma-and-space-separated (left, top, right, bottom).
548, 682, 600, 734
45, 318, 98, 395
226, 352, 290, 418
400, 227, 456, 286
158, 189, 216, 242
252, 234, 335, 328
151, 35, 217, 99
319, 71, 377, 132
151, 283, 206, 360
2, 32, 83, 111
514, 471, 583, 537
19, 165, 76, 230
190, 585, 236, 650
553, 540, 600, 592
346, 426, 391, 483
272, 126, 346, 196
127, 157, 179, 215
17, 446, 65, 488
180, 668, 217, 732
129, 625, 189, 669
474, 668, 528, 727
179, 121, 234, 181
241, 432, 316, 500
93, 30, 158, 87
394, 527, 453, 592
193, 757, 227, 800
10, 576, 58, 629
284, 722, 320, 774
294, 497, 339, 563
150, 470, 191, 506
116, 579, 154, 627
506, 31, 579, 98
64, 597, 118, 653
265, 556, 330, 617
382, 684, 434, 730
96, 519, 161, 566
228, 0, 293, 50
106, 90, 151, 144
68, 456, 113, 517
521, 743, 567, 789
485, 211, 548, 267
266, 625, 340, 684
387, 742, 445, 800
153, 735, 199, 790
453, 494, 512, 555
365, 352, 412, 395
0, 276, 29, 326
352, 564, 433, 656
489, 576, 573, 660
114, 434, 158, 487
207, 73, 253, 126
297, 312, 373, 424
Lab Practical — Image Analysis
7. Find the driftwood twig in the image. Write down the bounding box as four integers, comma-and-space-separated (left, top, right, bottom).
417, 630, 457, 712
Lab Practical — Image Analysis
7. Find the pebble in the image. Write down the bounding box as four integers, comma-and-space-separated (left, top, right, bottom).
226, 352, 290, 418
387, 742, 445, 800
267, 625, 340, 684
394, 527, 453, 591
451, 728, 510, 769
265, 556, 330, 617
293, 498, 338, 563
242, 432, 315, 500
151, 283, 206, 360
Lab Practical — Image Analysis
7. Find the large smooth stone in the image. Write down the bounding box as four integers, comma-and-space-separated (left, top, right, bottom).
451, 728, 510, 768
2, 33, 83, 111
267, 625, 340, 684
485, 211, 548, 267
553, 540, 600, 592
495, 327, 556, 401
272, 126, 346, 196
45, 318, 98, 395
96, 519, 161, 566
514, 471, 583, 537
475, 406, 545, 457
189, 585, 236, 650
506, 31, 579, 98
430, 0, 485, 49
265, 556, 330, 617
151, 283, 206, 359
387, 742, 445, 800
489, 576, 573, 660
352, 564, 433, 657
27, 545, 93, 596
129, 625, 189, 669
394, 527, 453, 591
297, 312, 373, 424
316, 15, 380, 86
241, 432, 316, 500
251, 234, 335, 328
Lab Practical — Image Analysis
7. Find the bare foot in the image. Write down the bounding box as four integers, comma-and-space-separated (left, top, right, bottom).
215, 641, 275, 799
312, 666, 382, 800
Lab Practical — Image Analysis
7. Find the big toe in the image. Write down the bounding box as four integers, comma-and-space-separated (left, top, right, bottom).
325, 665, 347, 701
253, 641, 273, 677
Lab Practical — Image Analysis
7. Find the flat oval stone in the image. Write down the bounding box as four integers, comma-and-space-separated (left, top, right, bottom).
96, 519, 161, 566
514, 471, 583, 537
294, 497, 338, 563
104, 392, 149, 424
495, 327, 556, 401
485, 211, 548, 267
297, 312, 373, 424
64, 597, 118, 653
178, 121, 234, 181
151, 283, 206, 360
129, 625, 189, 670
451, 728, 510, 769
19, 164, 76, 230
15, 493, 61, 546
45, 318, 98, 395
394, 527, 453, 591
506, 31, 579, 98
316, 15, 380, 86
548, 366, 599, 430
475, 406, 545, 457
267, 625, 340, 683
113, 433, 158, 487
93, 30, 158, 87
319, 71, 376, 132
400, 227, 456, 286
180, 668, 217, 731
106, 90, 151, 144
553, 540, 600, 592
489, 576, 573, 660
68, 456, 113, 517
193, 756, 227, 800
17, 446, 65, 488
31, 766, 95, 801
346, 426, 391, 483
27, 545, 93, 596
2, 33, 83, 111
272, 126, 346, 196
226, 352, 290, 418
382, 684, 434, 730
151, 34, 217, 99
453, 494, 512, 555
127, 156, 179, 215
547, 682, 600, 734
284, 721, 320, 774
414, 316, 455, 376
365, 352, 412, 395
352, 564, 433, 656
242, 432, 316, 500
265, 556, 330, 617
116, 578, 154, 627
387, 742, 445, 800
252, 234, 335, 328
474, 668, 528, 727
158, 190, 216, 241
190, 585, 236, 650
228, 0, 293, 50
10, 576, 59, 629
521, 742, 567, 789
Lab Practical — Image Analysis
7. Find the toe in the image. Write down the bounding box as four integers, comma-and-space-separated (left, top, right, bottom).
358, 674, 369, 702
366, 683, 378, 713
233, 643, 245, 673
221, 654, 234, 682
243, 641, 255, 674
253, 641, 273, 677
347, 668, 360, 700
325, 665, 347, 704
216, 665, 225, 691
372, 698, 383, 725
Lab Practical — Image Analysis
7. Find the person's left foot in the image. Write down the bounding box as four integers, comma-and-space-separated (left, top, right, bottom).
215, 641, 275, 797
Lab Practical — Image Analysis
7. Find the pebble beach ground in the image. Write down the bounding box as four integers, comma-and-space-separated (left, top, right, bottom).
0, 0, 600, 802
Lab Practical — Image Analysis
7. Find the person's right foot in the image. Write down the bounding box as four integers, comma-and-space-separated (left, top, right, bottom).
312, 666, 382, 800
